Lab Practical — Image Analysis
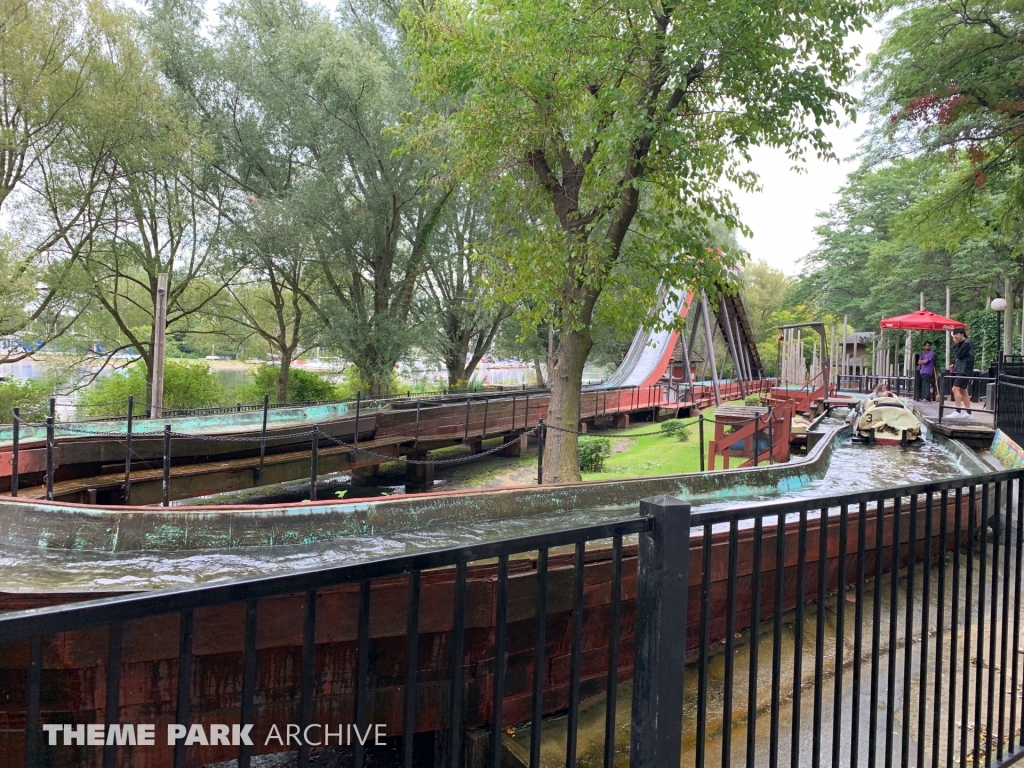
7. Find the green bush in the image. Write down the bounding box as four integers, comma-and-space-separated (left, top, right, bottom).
0, 378, 52, 423
239, 365, 339, 404
743, 394, 762, 406
78, 361, 225, 417
659, 418, 692, 442
578, 436, 612, 473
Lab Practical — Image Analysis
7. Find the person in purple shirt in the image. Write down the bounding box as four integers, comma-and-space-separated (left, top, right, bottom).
917, 340, 937, 401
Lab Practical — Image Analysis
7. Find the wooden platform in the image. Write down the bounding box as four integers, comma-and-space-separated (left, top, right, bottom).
914, 400, 996, 447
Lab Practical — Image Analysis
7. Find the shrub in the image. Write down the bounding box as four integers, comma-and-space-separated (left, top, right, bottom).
239, 365, 339, 403
743, 394, 762, 406
78, 361, 225, 417
675, 424, 692, 442
660, 418, 686, 436
0, 378, 52, 423
578, 436, 612, 473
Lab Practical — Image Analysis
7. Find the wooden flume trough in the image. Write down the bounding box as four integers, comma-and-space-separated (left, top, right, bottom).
0, 486, 982, 767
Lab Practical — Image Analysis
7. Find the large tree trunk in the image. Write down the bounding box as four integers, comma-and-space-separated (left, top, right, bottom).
446, 356, 468, 388
533, 358, 545, 387
542, 328, 592, 483
276, 354, 291, 403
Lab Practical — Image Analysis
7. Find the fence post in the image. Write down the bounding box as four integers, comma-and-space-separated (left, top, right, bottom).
124, 396, 134, 504
45, 404, 55, 501
630, 495, 690, 768
464, 398, 471, 440
753, 414, 761, 466
482, 396, 489, 437
354, 391, 361, 448
768, 409, 774, 465
162, 424, 171, 507
699, 416, 705, 472
414, 400, 421, 441
537, 419, 545, 485
310, 425, 319, 502
938, 374, 945, 423
11, 406, 19, 498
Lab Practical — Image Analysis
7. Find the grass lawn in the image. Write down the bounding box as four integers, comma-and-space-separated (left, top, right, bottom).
582, 401, 746, 481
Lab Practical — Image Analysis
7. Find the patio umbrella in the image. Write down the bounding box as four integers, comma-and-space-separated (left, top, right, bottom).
879, 309, 966, 332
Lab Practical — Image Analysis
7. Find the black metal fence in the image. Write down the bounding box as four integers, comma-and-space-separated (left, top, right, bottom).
836, 374, 916, 397
996, 370, 1024, 444
3, 470, 1024, 767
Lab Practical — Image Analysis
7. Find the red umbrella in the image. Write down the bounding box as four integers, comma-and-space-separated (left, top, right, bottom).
879, 310, 966, 332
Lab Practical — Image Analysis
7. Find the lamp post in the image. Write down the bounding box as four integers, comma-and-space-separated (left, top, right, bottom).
992, 297, 1007, 367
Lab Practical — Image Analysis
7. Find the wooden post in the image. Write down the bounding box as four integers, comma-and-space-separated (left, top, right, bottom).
719, 301, 746, 397
151, 273, 169, 419
537, 419, 545, 485
630, 496, 690, 768
1005, 278, 1013, 356
354, 391, 361, 449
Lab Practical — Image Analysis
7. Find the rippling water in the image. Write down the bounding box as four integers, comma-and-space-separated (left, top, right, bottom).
0, 424, 977, 592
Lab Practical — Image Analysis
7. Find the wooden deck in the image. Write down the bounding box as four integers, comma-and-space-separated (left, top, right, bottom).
914, 399, 996, 447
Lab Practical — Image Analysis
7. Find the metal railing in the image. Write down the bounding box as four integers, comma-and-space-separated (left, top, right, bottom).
3, 470, 1024, 766
836, 373, 916, 397
996, 370, 1024, 444
937, 372, 997, 423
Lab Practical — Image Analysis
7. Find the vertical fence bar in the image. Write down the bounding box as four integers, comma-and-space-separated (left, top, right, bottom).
746, 516, 764, 768
902, 494, 916, 768
353, 580, 371, 768
11, 406, 18, 498
532, 548, 549, 768
403, 571, 421, 768
986, 482, 1000, 768
974, 485, 988, 767
851, 501, 868, 768
102, 622, 124, 768
297, 589, 317, 768
999, 480, 1013, 762
537, 420, 545, 485
791, 509, 809, 768
257, 394, 268, 481
25, 636, 41, 768
630, 496, 690, 768
885, 495, 902, 768
722, 521, 739, 768
524, 394, 530, 431
962, 487, 976, 768
491, 554, 509, 768
932, 490, 948, 768
238, 600, 258, 768
947, 489, 963, 768
696, 524, 713, 768
832, 504, 848, 768
868, 493, 884, 768
309, 425, 319, 502
917, 491, 933, 768
1010, 479, 1024, 752
603, 536, 622, 768
173, 610, 194, 768
44, 414, 54, 501
414, 400, 422, 441
162, 424, 171, 507
770, 512, 787, 768
448, 562, 467, 768
510, 396, 516, 435
812, 507, 828, 767
464, 398, 471, 441
482, 397, 489, 437
565, 542, 585, 768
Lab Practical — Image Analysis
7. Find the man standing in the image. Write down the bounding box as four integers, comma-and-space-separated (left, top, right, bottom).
947, 328, 975, 417
917, 340, 937, 401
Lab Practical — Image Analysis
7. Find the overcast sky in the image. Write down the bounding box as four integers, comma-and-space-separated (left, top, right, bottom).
732, 25, 883, 276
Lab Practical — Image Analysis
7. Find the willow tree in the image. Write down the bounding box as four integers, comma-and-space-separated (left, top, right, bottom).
406, 0, 872, 482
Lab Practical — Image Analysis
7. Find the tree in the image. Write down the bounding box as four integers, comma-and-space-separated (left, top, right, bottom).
0, 0, 156, 363
150, 0, 450, 396
406, 0, 872, 481
415, 189, 512, 387
870, 0, 1024, 233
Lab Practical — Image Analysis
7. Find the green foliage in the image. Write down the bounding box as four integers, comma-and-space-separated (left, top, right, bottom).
0, 379, 52, 423
577, 436, 612, 473
743, 394, 762, 406
78, 361, 225, 416
660, 419, 694, 442
238, 365, 339, 404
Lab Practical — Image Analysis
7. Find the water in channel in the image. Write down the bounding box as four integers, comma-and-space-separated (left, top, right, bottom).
0, 423, 977, 592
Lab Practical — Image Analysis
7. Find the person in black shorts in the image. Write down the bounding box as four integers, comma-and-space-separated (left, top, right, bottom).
947, 327, 975, 417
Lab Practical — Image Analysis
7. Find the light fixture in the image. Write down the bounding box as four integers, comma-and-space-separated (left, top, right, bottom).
991, 297, 1008, 311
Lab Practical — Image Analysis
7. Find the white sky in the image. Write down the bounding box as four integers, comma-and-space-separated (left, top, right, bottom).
733, 25, 883, 276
